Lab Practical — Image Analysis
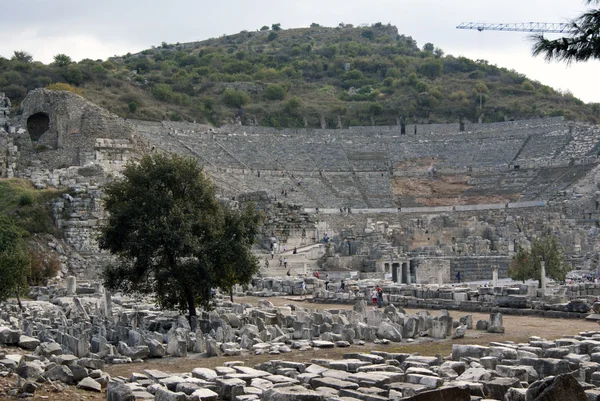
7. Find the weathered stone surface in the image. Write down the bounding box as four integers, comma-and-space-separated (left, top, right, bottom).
16, 361, 44, 380
525, 373, 587, 401
119, 341, 150, 359
77, 377, 102, 392
0, 327, 21, 345
482, 377, 521, 399
191, 388, 219, 401
107, 382, 136, 401
401, 386, 471, 401
487, 313, 505, 333
451, 344, 489, 360
377, 321, 402, 342
192, 367, 218, 381
262, 385, 324, 401
310, 376, 360, 390
40, 342, 62, 358
18, 335, 40, 350
44, 365, 74, 384
155, 387, 189, 401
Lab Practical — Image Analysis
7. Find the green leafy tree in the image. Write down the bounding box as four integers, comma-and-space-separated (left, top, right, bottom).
260, 25, 270, 31
271, 23, 282, 31
64, 65, 84, 85
418, 59, 443, 79
422, 43, 435, 53
53, 54, 72, 67
508, 236, 571, 287
214, 204, 262, 302
532, 0, 600, 62
507, 246, 534, 283
11, 51, 33, 63
99, 154, 261, 323
0, 216, 30, 309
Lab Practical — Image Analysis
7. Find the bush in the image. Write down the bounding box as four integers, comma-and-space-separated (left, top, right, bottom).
128, 101, 138, 113
222, 88, 250, 108
152, 83, 174, 101
18, 193, 33, 207
28, 250, 60, 286
263, 84, 287, 100
45, 82, 83, 96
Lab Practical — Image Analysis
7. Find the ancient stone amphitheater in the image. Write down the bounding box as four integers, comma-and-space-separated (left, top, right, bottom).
4, 88, 600, 284
5, 90, 600, 401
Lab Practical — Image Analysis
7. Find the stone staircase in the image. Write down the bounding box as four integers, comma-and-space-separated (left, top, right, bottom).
259, 243, 326, 277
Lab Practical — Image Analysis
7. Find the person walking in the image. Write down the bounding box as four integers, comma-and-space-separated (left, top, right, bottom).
456, 271, 461, 283
377, 286, 383, 308
371, 288, 378, 306
301, 281, 306, 300
283, 258, 288, 269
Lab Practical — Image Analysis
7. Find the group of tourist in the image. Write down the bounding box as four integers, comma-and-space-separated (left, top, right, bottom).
371, 286, 384, 308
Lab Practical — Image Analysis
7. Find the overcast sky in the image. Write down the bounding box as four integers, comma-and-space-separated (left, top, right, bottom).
2, 0, 599, 103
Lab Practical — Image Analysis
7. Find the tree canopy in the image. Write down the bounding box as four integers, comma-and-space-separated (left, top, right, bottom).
99, 154, 262, 323
0, 215, 30, 307
532, 0, 600, 63
508, 236, 571, 286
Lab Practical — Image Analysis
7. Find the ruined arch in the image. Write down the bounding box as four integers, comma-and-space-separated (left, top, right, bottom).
26, 112, 50, 141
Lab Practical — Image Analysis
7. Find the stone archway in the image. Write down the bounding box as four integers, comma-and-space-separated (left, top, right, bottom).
26, 112, 50, 141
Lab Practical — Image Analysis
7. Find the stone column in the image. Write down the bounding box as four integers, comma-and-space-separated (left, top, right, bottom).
540, 261, 547, 291
492, 268, 498, 287
104, 290, 113, 319
66, 276, 76, 296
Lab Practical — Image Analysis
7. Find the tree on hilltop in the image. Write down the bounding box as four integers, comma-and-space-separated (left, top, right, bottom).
532, 0, 600, 62
53, 54, 72, 68
99, 154, 262, 324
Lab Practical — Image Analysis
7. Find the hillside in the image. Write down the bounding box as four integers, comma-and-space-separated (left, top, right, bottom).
1, 23, 599, 126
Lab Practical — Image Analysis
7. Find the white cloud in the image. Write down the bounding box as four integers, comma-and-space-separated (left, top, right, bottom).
0, 29, 142, 63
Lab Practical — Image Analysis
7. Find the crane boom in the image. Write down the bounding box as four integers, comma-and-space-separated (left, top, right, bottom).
457, 22, 571, 33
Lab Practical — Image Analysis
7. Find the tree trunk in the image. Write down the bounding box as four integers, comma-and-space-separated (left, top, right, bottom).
230, 288, 233, 303
186, 292, 197, 330
15, 286, 23, 311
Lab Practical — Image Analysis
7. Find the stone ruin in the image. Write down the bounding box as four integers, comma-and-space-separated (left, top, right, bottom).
5, 286, 600, 400
3, 89, 600, 398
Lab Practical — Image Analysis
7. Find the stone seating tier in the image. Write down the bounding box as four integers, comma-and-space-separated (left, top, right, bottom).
134, 119, 599, 209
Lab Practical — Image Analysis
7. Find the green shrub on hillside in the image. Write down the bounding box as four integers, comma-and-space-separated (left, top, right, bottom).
222, 88, 250, 108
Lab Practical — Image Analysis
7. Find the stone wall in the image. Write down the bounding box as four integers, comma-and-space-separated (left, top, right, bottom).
414, 258, 451, 284
14, 89, 141, 171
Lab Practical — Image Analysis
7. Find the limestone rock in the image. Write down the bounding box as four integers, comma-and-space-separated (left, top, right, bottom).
77, 377, 102, 392
525, 373, 587, 401
18, 335, 40, 350
377, 321, 402, 342
262, 385, 324, 401
400, 386, 471, 400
